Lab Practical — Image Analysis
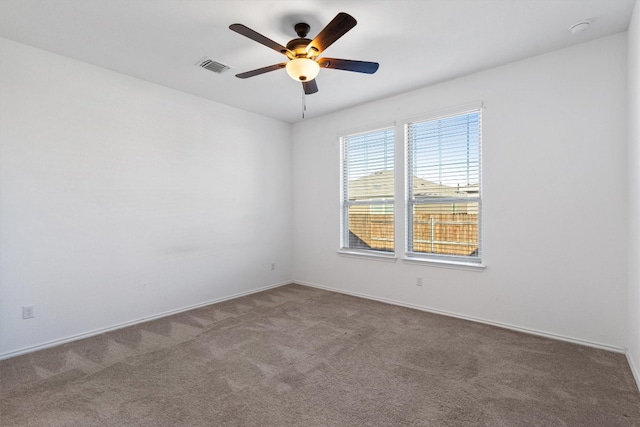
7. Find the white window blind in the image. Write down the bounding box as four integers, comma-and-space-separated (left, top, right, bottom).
341, 127, 395, 253
407, 109, 482, 261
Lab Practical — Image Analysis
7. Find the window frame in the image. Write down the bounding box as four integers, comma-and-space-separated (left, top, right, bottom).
405, 105, 483, 265
339, 125, 396, 256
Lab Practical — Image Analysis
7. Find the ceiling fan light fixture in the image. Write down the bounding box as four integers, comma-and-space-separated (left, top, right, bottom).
285, 58, 320, 82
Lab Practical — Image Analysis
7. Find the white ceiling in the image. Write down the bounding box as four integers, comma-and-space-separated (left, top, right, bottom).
0, 0, 635, 123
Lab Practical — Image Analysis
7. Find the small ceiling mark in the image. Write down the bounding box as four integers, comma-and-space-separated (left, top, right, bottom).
569, 20, 591, 35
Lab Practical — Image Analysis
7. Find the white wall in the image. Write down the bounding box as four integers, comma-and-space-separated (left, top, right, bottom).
0, 38, 293, 358
628, 0, 640, 383
292, 33, 628, 350
0, 29, 633, 362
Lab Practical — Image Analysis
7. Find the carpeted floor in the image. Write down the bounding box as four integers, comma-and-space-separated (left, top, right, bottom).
1, 283, 639, 426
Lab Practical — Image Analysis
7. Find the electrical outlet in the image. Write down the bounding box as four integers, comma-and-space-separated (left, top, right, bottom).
22, 305, 34, 319
271, 263, 276, 271
416, 277, 423, 287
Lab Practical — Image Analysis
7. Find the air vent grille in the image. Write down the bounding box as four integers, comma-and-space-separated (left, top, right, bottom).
198, 58, 230, 74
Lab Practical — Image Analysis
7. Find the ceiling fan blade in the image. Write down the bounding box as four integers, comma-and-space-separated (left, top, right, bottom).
236, 63, 287, 79
229, 23, 292, 57
302, 80, 318, 95
306, 12, 357, 56
318, 58, 379, 74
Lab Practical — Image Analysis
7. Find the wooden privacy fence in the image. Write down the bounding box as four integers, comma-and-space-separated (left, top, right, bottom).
348, 214, 395, 251
348, 213, 478, 256
412, 213, 478, 256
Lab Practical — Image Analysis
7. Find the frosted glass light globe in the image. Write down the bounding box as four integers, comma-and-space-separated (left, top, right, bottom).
285, 58, 320, 82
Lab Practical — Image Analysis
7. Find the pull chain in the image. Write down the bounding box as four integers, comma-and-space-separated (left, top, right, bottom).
301, 88, 307, 119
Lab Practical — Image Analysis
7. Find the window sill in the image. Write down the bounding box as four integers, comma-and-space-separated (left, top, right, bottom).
402, 256, 486, 271
337, 250, 398, 263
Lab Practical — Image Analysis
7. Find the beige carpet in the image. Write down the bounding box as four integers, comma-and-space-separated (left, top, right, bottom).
1, 284, 639, 426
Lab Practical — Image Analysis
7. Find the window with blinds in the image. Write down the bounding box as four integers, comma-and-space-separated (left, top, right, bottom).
407, 109, 482, 262
341, 127, 395, 253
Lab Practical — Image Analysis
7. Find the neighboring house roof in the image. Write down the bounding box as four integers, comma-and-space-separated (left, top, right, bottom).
349, 170, 478, 200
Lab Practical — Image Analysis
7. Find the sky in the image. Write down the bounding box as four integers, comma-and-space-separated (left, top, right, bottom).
344, 111, 480, 192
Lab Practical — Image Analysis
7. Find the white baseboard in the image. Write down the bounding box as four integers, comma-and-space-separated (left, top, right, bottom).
0, 280, 293, 361
295, 280, 627, 355
627, 351, 640, 393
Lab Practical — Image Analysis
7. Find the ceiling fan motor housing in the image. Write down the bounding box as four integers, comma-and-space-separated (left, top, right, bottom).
286, 37, 313, 58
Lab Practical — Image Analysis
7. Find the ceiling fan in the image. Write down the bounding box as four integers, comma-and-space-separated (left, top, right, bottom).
229, 12, 379, 95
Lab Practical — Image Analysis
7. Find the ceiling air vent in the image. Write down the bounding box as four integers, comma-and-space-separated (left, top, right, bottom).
198, 58, 230, 74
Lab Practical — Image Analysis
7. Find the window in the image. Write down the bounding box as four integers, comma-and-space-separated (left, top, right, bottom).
341, 127, 395, 253
406, 108, 482, 263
